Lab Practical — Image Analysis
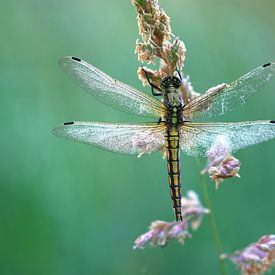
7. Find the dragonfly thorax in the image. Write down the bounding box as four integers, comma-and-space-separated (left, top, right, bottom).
161, 75, 183, 108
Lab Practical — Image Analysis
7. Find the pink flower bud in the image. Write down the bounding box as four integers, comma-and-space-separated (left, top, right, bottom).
202, 135, 241, 189
133, 191, 209, 249
222, 234, 275, 274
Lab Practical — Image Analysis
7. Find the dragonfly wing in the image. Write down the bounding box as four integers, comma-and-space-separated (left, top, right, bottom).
59, 56, 166, 118
183, 62, 275, 120
180, 120, 275, 156
53, 121, 166, 155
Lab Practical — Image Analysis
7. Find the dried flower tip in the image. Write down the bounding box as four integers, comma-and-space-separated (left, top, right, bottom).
258, 235, 275, 252
159, 9, 171, 37
135, 41, 157, 64
132, 0, 170, 44
165, 38, 186, 72
222, 234, 275, 275
133, 229, 155, 249
167, 221, 191, 244
133, 220, 173, 249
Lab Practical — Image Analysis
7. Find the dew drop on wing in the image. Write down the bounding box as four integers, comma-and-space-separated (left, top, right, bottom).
64, 122, 74, 125
72, 57, 81, 62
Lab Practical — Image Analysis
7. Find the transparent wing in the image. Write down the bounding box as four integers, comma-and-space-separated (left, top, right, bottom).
183, 62, 275, 120
53, 121, 166, 155
180, 120, 275, 156
59, 56, 166, 118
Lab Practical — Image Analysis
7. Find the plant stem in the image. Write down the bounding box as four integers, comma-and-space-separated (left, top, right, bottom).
196, 158, 228, 275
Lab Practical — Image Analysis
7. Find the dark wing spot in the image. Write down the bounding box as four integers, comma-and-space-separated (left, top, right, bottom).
263, 63, 271, 68
72, 57, 81, 62
270, 120, 275, 124
64, 122, 74, 125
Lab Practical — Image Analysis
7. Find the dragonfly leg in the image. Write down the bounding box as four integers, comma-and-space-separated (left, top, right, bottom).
158, 117, 166, 123
151, 86, 162, 96
141, 66, 162, 96
176, 68, 182, 81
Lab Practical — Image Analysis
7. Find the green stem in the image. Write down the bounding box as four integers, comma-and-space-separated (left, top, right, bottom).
196, 158, 228, 275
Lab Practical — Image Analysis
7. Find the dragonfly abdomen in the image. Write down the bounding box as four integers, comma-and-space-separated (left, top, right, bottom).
165, 126, 182, 222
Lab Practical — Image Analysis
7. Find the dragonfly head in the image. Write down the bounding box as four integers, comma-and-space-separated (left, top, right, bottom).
161, 76, 181, 90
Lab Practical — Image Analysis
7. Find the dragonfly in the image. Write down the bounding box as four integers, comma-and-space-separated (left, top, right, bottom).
53, 56, 275, 221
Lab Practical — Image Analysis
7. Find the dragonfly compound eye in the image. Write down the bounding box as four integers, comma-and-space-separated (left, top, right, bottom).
172, 77, 181, 88
162, 77, 170, 85
161, 76, 181, 89
161, 76, 173, 88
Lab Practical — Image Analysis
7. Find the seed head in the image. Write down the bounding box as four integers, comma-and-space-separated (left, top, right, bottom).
133, 191, 209, 249
132, 0, 186, 77
222, 235, 275, 274
202, 135, 241, 189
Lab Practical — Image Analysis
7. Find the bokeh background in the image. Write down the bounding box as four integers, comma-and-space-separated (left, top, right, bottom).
1, 0, 275, 274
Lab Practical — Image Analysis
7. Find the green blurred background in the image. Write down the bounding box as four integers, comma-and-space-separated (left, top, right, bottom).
1, 0, 275, 274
